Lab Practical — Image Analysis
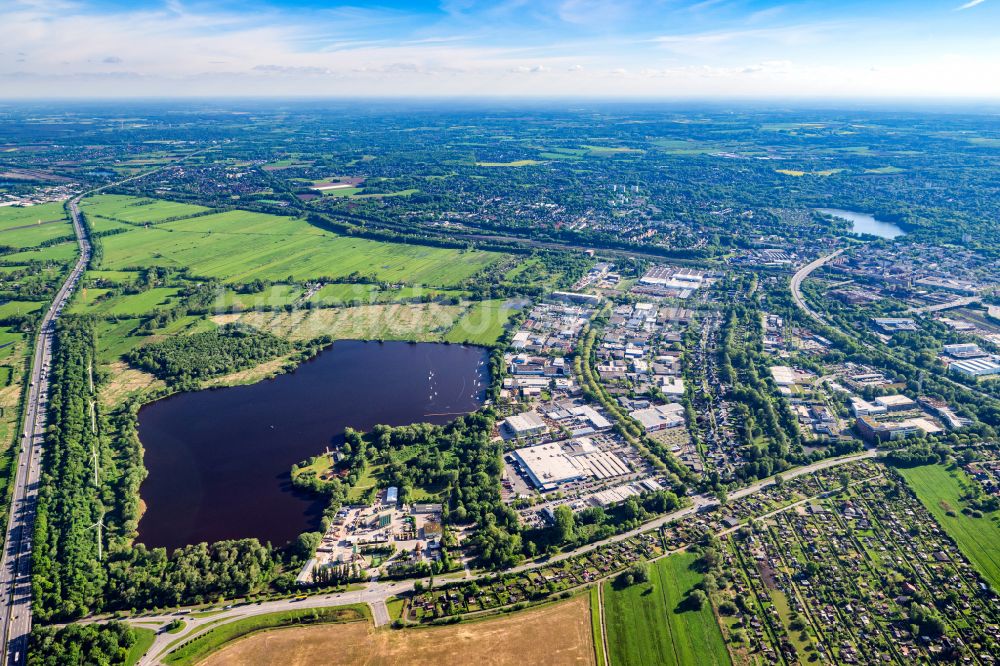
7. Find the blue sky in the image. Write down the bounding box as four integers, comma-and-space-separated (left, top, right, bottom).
1, 0, 998, 98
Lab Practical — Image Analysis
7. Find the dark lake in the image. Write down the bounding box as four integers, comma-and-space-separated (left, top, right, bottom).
136, 340, 489, 551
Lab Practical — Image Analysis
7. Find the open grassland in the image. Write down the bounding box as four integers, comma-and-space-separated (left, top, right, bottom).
444, 299, 516, 345
201, 595, 595, 666
0, 326, 27, 460
80, 194, 210, 223
98, 360, 165, 407
603, 552, 731, 666
69, 286, 182, 316
96, 208, 499, 286
590, 587, 607, 666
165, 605, 369, 666
0, 202, 72, 248
309, 283, 462, 307
898, 464, 1000, 589
581, 145, 644, 155
214, 303, 464, 342
0, 240, 79, 264
0, 300, 43, 318
211, 285, 304, 311
126, 627, 157, 666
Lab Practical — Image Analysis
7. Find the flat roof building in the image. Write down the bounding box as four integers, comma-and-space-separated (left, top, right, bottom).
510, 439, 630, 491
857, 416, 942, 442
951, 358, 1000, 378
875, 394, 917, 411
872, 317, 918, 333
630, 403, 685, 432
503, 411, 548, 438
770, 366, 796, 386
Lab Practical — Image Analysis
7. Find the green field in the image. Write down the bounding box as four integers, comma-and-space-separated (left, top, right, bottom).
475, 160, 542, 167
163, 605, 369, 665
69, 287, 182, 316
898, 464, 1000, 589
0, 240, 79, 264
80, 194, 210, 223
444, 299, 516, 345
603, 552, 731, 666
126, 627, 157, 666
92, 202, 500, 286
0, 202, 72, 248
0, 300, 43, 319
94, 316, 218, 364
212, 285, 304, 311
310, 283, 461, 307
590, 587, 607, 666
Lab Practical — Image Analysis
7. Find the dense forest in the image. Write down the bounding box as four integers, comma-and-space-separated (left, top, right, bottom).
29, 622, 139, 666
124, 324, 291, 383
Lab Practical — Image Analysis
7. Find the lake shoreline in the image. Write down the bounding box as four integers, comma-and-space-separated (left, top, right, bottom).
134, 339, 490, 551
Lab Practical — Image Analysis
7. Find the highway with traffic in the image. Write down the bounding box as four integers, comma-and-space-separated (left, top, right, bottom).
0, 196, 90, 664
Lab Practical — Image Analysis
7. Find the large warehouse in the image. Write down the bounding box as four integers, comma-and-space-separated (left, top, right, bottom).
510, 438, 631, 491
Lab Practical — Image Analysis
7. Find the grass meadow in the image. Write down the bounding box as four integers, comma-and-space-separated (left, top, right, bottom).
898, 464, 1000, 589
444, 299, 517, 345
603, 551, 731, 666
80, 194, 210, 224
0, 202, 72, 248
95, 205, 499, 286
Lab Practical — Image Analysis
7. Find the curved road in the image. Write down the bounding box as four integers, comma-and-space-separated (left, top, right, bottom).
790, 249, 842, 324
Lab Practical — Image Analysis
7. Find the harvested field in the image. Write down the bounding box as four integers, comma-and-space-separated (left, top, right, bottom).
98, 361, 164, 406
202, 596, 595, 666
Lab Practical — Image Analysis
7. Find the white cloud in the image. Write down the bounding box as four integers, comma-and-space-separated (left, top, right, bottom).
0, 0, 997, 98
957, 0, 987, 9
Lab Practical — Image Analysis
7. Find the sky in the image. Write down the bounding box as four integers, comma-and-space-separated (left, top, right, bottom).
1, 0, 999, 99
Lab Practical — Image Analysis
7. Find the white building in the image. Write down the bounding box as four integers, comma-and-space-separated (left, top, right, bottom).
503, 411, 548, 438
630, 403, 685, 432
951, 358, 1000, 379
770, 366, 796, 386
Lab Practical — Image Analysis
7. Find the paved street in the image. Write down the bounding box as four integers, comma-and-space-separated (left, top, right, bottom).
0, 197, 90, 665
790, 248, 842, 324
0, 162, 181, 665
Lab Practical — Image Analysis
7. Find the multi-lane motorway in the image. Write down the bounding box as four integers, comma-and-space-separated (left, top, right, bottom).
0, 196, 91, 663
789, 248, 842, 324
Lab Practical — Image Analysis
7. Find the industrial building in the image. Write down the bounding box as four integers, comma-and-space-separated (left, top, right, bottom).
502, 411, 548, 438
630, 403, 685, 432
872, 317, 918, 333
510, 438, 631, 491
856, 416, 943, 442
550, 291, 602, 306
942, 343, 987, 359
950, 357, 1000, 379
770, 365, 796, 386
874, 394, 917, 411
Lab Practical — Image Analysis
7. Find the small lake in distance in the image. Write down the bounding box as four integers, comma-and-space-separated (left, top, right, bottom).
815, 208, 905, 239
136, 340, 489, 551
